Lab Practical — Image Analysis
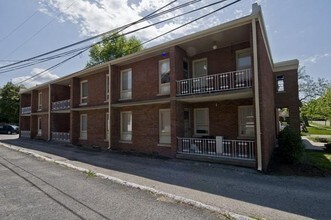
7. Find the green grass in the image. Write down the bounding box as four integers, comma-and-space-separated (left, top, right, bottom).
83, 170, 97, 177
302, 126, 331, 136
306, 152, 331, 170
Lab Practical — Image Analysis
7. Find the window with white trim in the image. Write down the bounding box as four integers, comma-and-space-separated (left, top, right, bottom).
37, 117, 42, 136
194, 108, 209, 135
276, 75, 285, 92
38, 92, 42, 110
106, 112, 110, 140
120, 69, 132, 99
159, 109, 171, 144
238, 106, 255, 138
159, 59, 170, 95
121, 111, 132, 141
80, 80, 88, 104
106, 74, 110, 100
192, 58, 207, 78
236, 49, 252, 70
80, 114, 87, 140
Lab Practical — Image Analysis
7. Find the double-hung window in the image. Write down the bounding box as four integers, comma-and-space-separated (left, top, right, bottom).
238, 106, 255, 138
276, 75, 285, 92
121, 111, 132, 141
192, 58, 207, 91
80, 114, 87, 140
159, 59, 170, 95
37, 117, 42, 136
194, 108, 209, 136
38, 92, 42, 111
120, 69, 132, 99
159, 109, 171, 144
236, 49, 252, 87
80, 80, 88, 104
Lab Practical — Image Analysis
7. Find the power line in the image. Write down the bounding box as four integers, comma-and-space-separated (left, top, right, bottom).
15, 0, 241, 86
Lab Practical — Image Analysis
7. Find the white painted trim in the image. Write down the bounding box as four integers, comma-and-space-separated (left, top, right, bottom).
38, 92, 42, 111
37, 117, 42, 136
159, 58, 170, 95
193, 108, 209, 136
273, 60, 299, 72
106, 74, 110, 101
80, 80, 88, 104
48, 85, 51, 141
120, 111, 132, 141
192, 58, 208, 78
80, 114, 87, 140
159, 109, 171, 144
120, 68, 132, 100
252, 19, 262, 171
235, 48, 252, 70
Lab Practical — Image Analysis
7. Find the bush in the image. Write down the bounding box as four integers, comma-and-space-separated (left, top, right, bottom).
325, 143, 331, 153
278, 127, 304, 164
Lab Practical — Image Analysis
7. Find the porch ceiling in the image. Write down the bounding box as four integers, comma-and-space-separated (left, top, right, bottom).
176, 88, 253, 103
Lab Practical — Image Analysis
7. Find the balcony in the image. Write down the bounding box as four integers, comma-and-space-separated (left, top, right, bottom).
51, 99, 70, 111
52, 132, 70, 142
177, 137, 255, 161
21, 106, 31, 115
20, 130, 30, 138
176, 69, 252, 96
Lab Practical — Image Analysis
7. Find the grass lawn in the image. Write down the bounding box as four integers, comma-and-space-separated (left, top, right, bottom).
302, 126, 331, 136
305, 152, 331, 171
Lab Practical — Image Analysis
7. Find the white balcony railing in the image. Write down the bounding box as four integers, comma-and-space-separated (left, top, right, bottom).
20, 130, 30, 138
21, 106, 31, 114
51, 99, 70, 111
176, 69, 252, 96
177, 137, 255, 160
52, 132, 70, 142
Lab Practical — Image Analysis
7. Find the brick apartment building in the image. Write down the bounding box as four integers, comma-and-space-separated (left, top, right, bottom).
19, 4, 300, 171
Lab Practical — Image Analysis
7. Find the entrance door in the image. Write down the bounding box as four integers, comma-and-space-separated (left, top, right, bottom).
184, 109, 191, 137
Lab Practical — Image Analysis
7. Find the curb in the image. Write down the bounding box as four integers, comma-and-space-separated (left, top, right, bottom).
0, 142, 253, 220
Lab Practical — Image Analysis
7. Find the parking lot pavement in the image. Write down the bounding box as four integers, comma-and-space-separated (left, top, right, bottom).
1, 135, 331, 220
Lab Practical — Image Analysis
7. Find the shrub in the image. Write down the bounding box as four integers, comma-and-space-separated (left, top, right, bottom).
325, 143, 331, 153
278, 127, 304, 164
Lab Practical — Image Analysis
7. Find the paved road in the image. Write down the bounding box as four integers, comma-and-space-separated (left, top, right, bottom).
1, 135, 331, 219
0, 141, 222, 219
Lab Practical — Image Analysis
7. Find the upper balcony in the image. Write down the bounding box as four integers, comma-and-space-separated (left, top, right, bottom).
21, 106, 31, 115
51, 99, 71, 111
176, 69, 252, 96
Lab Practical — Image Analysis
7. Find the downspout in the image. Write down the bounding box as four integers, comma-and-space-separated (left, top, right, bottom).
48, 84, 51, 141
108, 63, 112, 150
252, 18, 262, 171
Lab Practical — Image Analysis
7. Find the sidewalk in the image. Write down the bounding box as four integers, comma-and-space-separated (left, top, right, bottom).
1, 137, 331, 220
301, 136, 326, 151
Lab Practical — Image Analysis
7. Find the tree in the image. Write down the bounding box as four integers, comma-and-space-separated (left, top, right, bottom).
0, 82, 24, 124
298, 66, 330, 103
86, 33, 143, 67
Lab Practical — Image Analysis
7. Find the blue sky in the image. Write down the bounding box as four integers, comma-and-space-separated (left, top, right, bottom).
0, 0, 330, 88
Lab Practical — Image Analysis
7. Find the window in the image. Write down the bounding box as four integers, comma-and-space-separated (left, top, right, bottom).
159, 59, 170, 95
106, 74, 110, 100
80, 114, 87, 140
276, 75, 285, 92
194, 108, 209, 135
121, 111, 132, 141
120, 69, 132, 99
80, 80, 88, 104
38, 92, 42, 110
236, 49, 252, 70
37, 117, 42, 136
238, 106, 255, 138
192, 58, 207, 78
159, 109, 171, 144
106, 113, 110, 140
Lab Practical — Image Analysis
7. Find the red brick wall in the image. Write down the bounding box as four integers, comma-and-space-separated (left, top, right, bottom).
20, 116, 30, 130
20, 94, 31, 108
30, 114, 48, 140
274, 70, 300, 133
51, 84, 70, 102
51, 113, 70, 132
71, 78, 80, 108
256, 21, 277, 171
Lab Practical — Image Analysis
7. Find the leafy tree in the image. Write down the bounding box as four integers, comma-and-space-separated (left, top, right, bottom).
298, 66, 330, 103
86, 33, 143, 67
0, 82, 24, 124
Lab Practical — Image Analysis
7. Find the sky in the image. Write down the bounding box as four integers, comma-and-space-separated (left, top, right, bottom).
0, 0, 330, 88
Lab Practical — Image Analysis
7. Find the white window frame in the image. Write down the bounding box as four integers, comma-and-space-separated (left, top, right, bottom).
106, 112, 110, 140
80, 80, 88, 105
120, 69, 132, 100
80, 114, 87, 140
120, 111, 132, 141
194, 108, 209, 136
236, 48, 252, 70
276, 75, 285, 92
159, 59, 170, 95
37, 117, 42, 136
159, 109, 171, 144
106, 74, 110, 101
192, 58, 208, 78
38, 92, 42, 111
238, 105, 255, 139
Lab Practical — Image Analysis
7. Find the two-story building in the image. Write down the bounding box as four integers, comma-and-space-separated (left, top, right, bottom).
19, 4, 300, 171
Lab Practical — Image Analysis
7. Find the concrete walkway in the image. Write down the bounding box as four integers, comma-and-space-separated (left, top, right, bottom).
301, 136, 326, 151
1, 136, 331, 220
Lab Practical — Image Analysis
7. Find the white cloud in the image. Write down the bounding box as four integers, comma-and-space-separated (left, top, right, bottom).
37, 0, 258, 47
12, 67, 59, 88
301, 53, 330, 65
